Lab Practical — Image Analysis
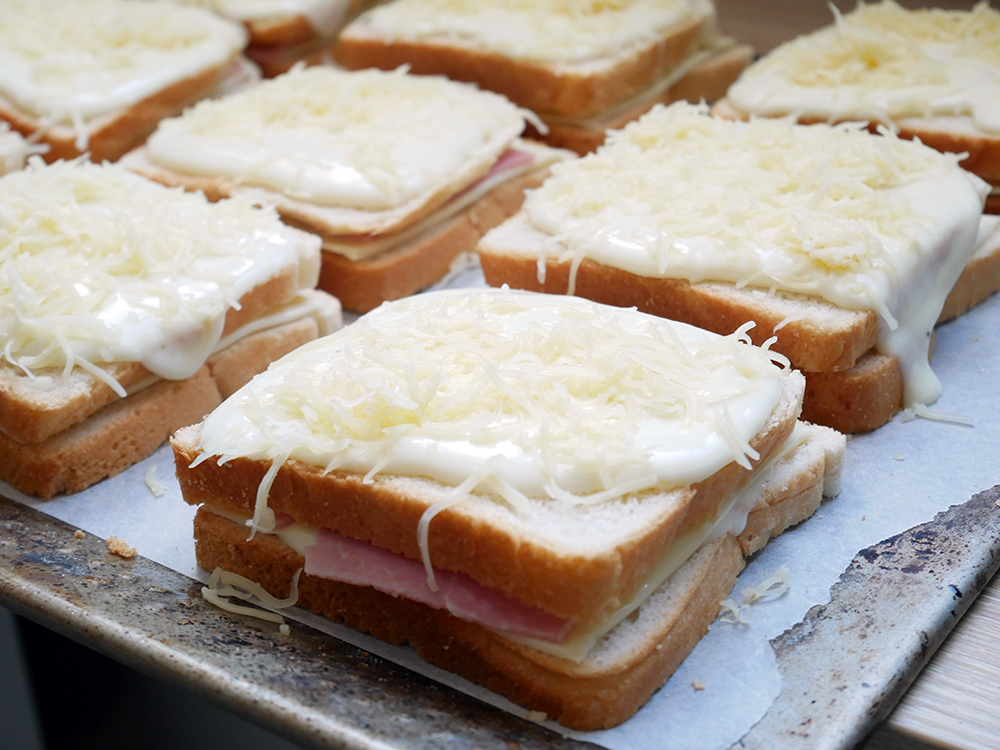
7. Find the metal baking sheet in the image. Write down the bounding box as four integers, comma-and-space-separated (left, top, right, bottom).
3, 269, 1000, 749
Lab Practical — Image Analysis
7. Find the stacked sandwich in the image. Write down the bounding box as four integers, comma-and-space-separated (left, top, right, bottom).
0, 0, 250, 163
478, 102, 994, 432
714, 1, 1000, 213
336, 0, 753, 154
173, 0, 378, 76
174, 287, 844, 729
123, 65, 570, 312
0, 159, 341, 499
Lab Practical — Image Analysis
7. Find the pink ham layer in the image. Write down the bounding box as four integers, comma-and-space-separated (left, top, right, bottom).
303, 527, 574, 643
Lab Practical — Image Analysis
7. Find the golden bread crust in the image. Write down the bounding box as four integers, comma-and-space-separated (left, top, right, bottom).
0, 60, 237, 163
317, 165, 550, 312
477, 244, 880, 373
336, 15, 707, 118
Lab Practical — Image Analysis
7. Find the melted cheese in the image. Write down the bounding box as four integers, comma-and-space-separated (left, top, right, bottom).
524, 102, 987, 406
356, 0, 696, 64
0, 159, 320, 390
727, 1, 1000, 134
197, 288, 786, 507
0, 0, 246, 124
145, 66, 528, 211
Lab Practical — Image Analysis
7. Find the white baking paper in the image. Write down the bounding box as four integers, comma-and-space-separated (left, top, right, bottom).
8, 268, 1000, 750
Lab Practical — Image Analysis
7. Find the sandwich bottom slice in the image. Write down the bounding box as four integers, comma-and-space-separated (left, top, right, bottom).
177, 421, 844, 730
0, 290, 341, 499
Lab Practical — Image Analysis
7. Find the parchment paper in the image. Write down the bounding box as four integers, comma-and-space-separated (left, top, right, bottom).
8, 268, 1000, 750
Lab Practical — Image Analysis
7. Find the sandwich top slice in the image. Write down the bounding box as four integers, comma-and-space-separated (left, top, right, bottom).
0, 158, 341, 498
335, 0, 750, 153
124, 65, 570, 311
0, 0, 248, 163
717, 0, 1000, 212
173, 287, 844, 728
478, 102, 990, 431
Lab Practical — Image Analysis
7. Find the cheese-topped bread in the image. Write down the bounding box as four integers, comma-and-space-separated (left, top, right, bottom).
717, 0, 1000, 212
336, 0, 749, 154
0, 159, 341, 498
0, 0, 248, 162
478, 102, 990, 431
173, 287, 845, 728
123, 65, 571, 311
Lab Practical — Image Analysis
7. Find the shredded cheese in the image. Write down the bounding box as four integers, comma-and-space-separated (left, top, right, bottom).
144, 467, 167, 497
0, 158, 318, 389
718, 565, 790, 624
0, 0, 246, 129
201, 566, 301, 630
357, 0, 695, 63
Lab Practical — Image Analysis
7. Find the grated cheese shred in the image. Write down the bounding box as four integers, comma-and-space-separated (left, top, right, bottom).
201, 567, 302, 630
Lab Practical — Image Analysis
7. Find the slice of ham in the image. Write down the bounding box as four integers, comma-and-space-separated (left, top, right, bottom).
304, 528, 573, 643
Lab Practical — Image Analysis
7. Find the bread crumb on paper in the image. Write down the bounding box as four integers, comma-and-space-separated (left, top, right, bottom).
526, 710, 548, 722
692, 678, 706, 691
107, 536, 136, 558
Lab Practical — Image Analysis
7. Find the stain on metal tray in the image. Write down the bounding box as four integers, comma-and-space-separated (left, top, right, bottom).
736, 485, 1000, 750
0, 497, 597, 750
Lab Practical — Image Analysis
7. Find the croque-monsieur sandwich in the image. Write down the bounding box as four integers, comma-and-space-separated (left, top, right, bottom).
0, 159, 341, 499
123, 65, 569, 312
714, 1, 1000, 214
478, 102, 996, 433
173, 287, 844, 729
336, 0, 753, 154
170, 0, 377, 77
0, 0, 248, 164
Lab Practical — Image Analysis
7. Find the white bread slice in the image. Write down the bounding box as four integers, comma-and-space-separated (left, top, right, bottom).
535, 40, 753, 155
186, 420, 844, 730
335, 0, 718, 119
0, 0, 247, 163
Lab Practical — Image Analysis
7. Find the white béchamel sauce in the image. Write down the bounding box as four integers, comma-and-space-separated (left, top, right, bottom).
0, 0, 246, 123
145, 67, 527, 211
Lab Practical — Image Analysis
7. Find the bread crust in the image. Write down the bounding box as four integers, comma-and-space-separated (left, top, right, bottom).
0, 60, 237, 164
0, 309, 335, 499
173, 370, 804, 626
188, 422, 840, 729
478, 217, 880, 373
534, 43, 753, 156
0, 263, 314, 445
317, 165, 550, 312
0, 366, 222, 499
336, 14, 708, 118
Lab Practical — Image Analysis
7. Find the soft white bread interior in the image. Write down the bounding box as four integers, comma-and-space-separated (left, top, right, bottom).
0, 0, 248, 163
184, 420, 844, 730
